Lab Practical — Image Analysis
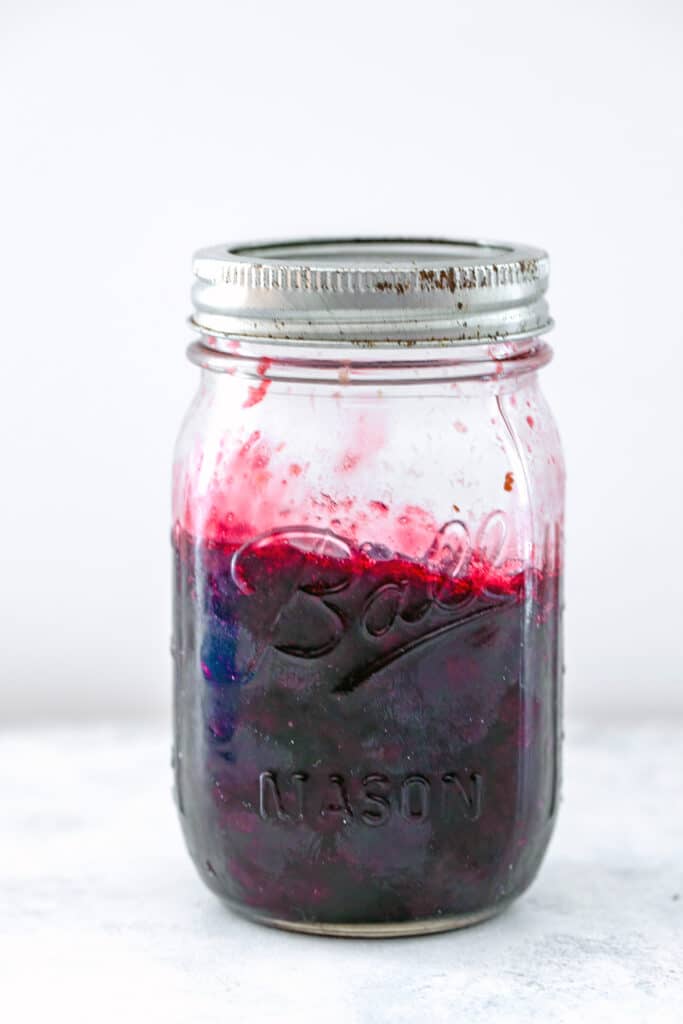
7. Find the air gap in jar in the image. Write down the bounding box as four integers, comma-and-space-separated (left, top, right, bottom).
172, 238, 565, 937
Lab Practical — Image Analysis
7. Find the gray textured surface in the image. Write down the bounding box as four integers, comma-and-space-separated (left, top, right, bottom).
2, 721, 681, 1023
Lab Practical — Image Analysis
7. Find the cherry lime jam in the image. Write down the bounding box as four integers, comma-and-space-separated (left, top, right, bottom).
173, 237, 564, 935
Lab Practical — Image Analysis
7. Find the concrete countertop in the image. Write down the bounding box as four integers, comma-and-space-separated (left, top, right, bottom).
3, 720, 681, 1023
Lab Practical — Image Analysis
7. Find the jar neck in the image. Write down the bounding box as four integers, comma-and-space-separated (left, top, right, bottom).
187, 335, 552, 386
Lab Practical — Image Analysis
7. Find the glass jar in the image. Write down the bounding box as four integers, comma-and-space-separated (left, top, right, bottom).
172, 238, 564, 936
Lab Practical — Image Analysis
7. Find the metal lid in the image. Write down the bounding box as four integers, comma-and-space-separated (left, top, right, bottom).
191, 237, 552, 347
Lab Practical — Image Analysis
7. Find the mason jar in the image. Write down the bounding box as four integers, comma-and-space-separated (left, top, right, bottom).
172, 238, 564, 936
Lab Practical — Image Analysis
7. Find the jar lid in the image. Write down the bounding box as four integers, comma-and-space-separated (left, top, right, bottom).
191, 237, 552, 347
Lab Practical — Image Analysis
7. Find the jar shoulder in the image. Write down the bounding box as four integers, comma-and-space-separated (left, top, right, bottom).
173, 374, 564, 563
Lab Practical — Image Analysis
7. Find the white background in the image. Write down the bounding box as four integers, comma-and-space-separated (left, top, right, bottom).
1, 0, 682, 722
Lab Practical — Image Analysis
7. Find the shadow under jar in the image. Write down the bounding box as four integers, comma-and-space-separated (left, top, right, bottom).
172, 238, 565, 936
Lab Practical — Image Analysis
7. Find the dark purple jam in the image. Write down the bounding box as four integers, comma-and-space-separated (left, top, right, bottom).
172, 522, 561, 930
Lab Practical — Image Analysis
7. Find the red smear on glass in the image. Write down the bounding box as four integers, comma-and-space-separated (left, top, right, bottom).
340, 452, 361, 472
243, 358, 273, 408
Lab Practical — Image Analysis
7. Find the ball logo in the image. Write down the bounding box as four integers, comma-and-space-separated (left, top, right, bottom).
230, 513, 516, 692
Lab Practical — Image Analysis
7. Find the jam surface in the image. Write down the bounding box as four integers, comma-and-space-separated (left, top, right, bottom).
173, 519, 561, 927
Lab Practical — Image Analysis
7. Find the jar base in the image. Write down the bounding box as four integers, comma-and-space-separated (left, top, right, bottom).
231, 901, 510, 938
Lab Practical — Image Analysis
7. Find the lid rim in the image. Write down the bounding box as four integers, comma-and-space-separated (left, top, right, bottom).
191, 236, 552, 347
189, 318, 555, 348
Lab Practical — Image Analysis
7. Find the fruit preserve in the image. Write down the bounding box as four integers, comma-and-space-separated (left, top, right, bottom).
173, 238, 564, 936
